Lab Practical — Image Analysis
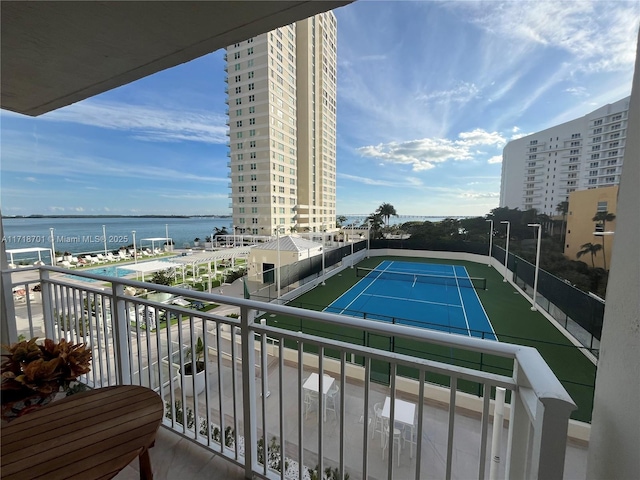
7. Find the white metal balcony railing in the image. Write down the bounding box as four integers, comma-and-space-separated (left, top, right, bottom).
3, 265, 576, 480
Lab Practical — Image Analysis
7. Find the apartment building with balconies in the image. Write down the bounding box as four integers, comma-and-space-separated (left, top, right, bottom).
226, 13, 337, 236
500, 97, 630, 216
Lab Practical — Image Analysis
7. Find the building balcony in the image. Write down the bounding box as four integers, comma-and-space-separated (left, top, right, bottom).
2, 265, 585, 480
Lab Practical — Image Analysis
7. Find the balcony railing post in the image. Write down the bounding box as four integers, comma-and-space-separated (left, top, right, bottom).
112, 282, 131, 385
40, 269, 55, 338
1, 269, 18, 344
240, 305, 257, 478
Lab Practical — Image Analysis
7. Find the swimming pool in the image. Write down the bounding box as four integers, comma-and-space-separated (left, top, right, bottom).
65, 265, 136, 283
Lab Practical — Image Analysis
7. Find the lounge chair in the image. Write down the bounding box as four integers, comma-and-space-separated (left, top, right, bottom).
118, 250, 131, 260
142, 248, 153, 257
153, 248, 162, 255
85, 255, 100, 264
96, 254, 108, 262
60, 260, 76, 269
106, 252, 117, 262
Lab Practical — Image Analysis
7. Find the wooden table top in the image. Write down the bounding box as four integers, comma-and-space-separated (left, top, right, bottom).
1, 385, 163, 480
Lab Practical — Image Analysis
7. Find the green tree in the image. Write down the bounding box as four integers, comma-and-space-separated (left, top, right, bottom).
592, 211, 616, 270
336, 215, 347, 228
151, 269, 174, 286
366, 213, 384, 239
577, 242, 602, 268
376, 203, 397, 227
556, 201, 569, 247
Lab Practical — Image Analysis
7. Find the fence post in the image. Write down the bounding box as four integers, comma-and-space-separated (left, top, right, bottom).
240, 305, 257, 477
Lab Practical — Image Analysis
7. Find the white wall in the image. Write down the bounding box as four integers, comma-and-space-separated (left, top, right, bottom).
586, 32, 640, 480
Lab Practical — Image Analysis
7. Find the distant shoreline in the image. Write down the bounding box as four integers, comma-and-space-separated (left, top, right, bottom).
5, 215, 232, 219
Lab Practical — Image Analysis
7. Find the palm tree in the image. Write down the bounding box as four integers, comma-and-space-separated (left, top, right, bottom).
577, 242, 603, 268
556, 201, 569, 248
376, 203, 397, 227
336, 215, 347, 228
366, 213, 384, 239
592, 211, 616, 270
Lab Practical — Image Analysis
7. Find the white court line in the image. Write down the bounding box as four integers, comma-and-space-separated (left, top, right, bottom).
359, 292, 462, 309
462, 266, 498, 341
334, 261, 395, 315
453, 267, 472, 337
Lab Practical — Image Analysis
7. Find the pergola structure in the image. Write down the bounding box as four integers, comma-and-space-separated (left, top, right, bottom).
117, 260, 182, 282
169, 247, 251, 292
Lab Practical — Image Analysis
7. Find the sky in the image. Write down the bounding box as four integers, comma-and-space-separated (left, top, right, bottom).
1, 1, 639, 217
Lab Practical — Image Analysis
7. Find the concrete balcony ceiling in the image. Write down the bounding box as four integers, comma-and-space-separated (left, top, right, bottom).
1, 1, 351, 116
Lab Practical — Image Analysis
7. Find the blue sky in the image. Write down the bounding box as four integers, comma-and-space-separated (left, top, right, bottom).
2, 1, 639, 217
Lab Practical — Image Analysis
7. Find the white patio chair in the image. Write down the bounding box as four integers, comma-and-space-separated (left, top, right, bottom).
382, 420, 402, 466
372, 402, 385, 440
326, 383, 339, 420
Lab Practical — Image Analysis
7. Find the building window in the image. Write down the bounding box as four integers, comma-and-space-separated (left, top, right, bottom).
248, 71, 254, 79
248, 83, 255, 91
251, 196, 258, 203
237, 142, 243, 149
250, 163, 257, 170
249, 118, 255, 125
608, 150, 618, 157
247, 47, 254, 55
234, 63, 241, 71
249, 95, 255, 102
592, 145, 600, 151
235, 98, 242, 105
236, 121, 242, 127
571, 133, 581, 139
588, 179, 598, 185
249, 129, 256, 136
570, 149, 579, 154
234, 52, 241, 59
236, 132, 242, 139
594, 119, 603, 126
593, 127, 602, 134
249, 140, 256, 148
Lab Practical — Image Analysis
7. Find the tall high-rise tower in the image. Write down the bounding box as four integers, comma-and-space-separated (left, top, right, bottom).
225, 12, 337, 236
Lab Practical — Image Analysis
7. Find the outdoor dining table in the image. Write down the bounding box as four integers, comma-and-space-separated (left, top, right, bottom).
303, 372, 335, 422
1, 385, 163, 480
382, 396, 417, 458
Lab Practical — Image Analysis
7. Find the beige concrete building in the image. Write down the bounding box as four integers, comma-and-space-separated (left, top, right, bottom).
225, 13, 337, 237
246, 235, 322, 284
565, 186, 618, 269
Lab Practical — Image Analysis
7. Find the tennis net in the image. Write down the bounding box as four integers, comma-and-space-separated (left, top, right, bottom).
355, 267, 487, 290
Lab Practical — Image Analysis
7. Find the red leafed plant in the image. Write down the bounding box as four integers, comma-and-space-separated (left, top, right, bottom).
1, 337, 92, 401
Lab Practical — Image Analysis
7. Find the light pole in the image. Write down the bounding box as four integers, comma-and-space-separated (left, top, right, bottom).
102, 224, 107, 257
232, 225, 236, 247
367, 221, 371, 258
321, 224, 326, 286
275, 227, 281, 299
528, 223, 542, 311
500, 221, 510, 282
165, 224, 169, 252
349, 227, 354, 268
132, 230, 137, 264
50, 228, 56, 266
486, 219, 494, 266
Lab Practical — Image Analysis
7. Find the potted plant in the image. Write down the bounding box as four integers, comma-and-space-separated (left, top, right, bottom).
180, 336, 205, 396
1, 337, 92, 421
193, 237, 201, 247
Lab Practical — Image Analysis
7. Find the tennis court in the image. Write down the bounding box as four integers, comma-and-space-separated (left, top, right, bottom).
325, 260, 497, 340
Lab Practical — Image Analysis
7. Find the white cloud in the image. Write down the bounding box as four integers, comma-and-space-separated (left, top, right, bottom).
24, 177, 38, 182
41, 100, 228, 144
356, 129, 506, 171
488, 155, 502, 164
460, 191, 500, 199
565, 86, 589, 97
416, 82, 480, 105
338, 173, 423, 188
454, 1, 640, 73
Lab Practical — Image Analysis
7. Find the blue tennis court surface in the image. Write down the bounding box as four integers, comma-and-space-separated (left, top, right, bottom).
325, 261, 496, 340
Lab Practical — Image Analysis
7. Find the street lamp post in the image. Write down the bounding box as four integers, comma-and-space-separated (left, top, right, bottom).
321, 224, 326, 286
102, 224, 107, 257
276, 227, 281, 299
367, 221, 371, 258
50, 228, 56, 266
132, 230, 137, 264
486, 219, 494, 266
165, 224, 169, 252
500, 221, 511, 282
528, 223, 542, 311
349, 227, 354, 268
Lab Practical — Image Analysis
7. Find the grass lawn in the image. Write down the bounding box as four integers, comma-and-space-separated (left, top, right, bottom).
259, 255, 596, 422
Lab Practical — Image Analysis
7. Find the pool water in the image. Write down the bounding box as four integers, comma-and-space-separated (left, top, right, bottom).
64, 266, 135, 283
